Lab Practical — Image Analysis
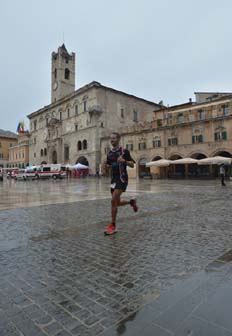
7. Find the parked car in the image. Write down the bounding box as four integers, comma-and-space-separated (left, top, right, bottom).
0, 169, 3, 181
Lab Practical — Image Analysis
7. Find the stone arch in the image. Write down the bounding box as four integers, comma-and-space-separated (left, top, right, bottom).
41, 161, 47, 165
211, 149, 232, 157
168, 153, 183, 160
152, 155, 162, 161
76, 156, 89, 166
190, 152, 207, 160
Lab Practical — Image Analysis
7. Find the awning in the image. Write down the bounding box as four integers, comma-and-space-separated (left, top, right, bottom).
170, 158, 199, 164
71, 163, 89, 170
197, 156, 232, 165
146, 159, 170, 167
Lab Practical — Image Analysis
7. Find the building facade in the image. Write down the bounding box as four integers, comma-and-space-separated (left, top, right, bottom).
101, 93, 232, 178
0, 130, 18, 168
27, 45, 160, 172
8, 132, 30, 168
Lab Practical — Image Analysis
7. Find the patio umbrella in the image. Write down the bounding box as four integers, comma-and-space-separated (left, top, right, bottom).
146, 159, 171, 167
170, 158, 199, 164
197, 156, 232, 165
71, 163, 89, 170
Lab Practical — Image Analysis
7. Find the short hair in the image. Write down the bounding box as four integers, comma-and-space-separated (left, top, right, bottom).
111, 132, 121, 139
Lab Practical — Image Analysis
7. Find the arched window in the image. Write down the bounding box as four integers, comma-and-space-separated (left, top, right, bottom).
78, 141, 82, 151
83, 140, 87, 150
40, 149, 44, 157
65, 68, 70, 80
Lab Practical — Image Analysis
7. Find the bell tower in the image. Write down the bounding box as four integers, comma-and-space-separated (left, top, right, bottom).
51, 44, 75, 103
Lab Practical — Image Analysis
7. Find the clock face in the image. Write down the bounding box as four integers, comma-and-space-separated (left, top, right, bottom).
53, 81, 58, 90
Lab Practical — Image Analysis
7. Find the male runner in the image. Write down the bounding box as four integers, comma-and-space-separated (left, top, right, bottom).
102, 132, 138, 235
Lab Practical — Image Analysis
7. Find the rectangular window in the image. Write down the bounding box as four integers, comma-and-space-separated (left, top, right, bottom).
192, 135, 203, 144
43, 167, 51, 172
84, 101, 87, 112
121, 109, 124, 118
75, 105, 78, 116
222, 131, 227, 140
177, 114, 184, 123
153, 139, 161, 147
133, 110, 138, 122
222, 105, 229, 116
75, 124, 78, 131
138, 142, 146, 150
34, 153, 36, 158
34, 120, 37, 130
215, 131, 227, 141
126, 144, 133, 151
168, 138, 178, 146
67, 109, 70, 118
60, 111, 62, 120
34, 137, 36, 144
198, 110, 205, 120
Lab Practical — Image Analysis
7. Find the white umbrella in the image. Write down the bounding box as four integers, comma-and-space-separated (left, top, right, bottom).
197, 156, 232, 165
146, 159, 170, 167
170, 158, 199, 164
71, 163, 89, 170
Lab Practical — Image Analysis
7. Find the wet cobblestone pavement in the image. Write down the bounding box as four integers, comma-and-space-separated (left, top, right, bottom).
0, 178, 232, 335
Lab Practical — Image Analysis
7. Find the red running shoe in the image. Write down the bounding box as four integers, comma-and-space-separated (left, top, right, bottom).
104, 223, 117, 235
130, 199, 138, 212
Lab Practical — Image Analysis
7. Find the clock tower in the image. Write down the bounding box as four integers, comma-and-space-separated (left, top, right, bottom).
51, 44, 75, 103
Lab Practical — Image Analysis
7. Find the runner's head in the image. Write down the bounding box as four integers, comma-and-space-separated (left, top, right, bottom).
110, 132, 120, 148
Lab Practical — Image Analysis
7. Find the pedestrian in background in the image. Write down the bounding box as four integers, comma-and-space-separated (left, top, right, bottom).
219, 164, 226, 186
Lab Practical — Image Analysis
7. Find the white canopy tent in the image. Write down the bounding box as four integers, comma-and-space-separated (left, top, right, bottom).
197, 156, 232, 165
71, 163, 89, 170
146, 159, 171, 167
170, 158, 199, 164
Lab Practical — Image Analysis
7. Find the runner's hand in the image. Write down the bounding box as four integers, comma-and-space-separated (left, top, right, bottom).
117, 156, 125, 163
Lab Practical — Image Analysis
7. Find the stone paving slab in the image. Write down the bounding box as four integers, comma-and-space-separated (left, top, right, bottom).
0, 179, 232, 335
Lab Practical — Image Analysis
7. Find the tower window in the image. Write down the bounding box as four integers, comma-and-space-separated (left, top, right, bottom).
60, 111, 62, 120
54, 68, 57, 79
83, 140, 87, 150
65, 68, 70, 80
78, 141, 82, 151
75, 105, 78, 116
133, 110, 138, 122
83, 101, 87, 112
67, 108, 70, 118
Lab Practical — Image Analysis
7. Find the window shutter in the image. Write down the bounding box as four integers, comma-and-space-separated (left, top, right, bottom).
192, 136, 195, 144
214, 133, 217, 141
222, 131, 227, 140
199, 134, 203, 143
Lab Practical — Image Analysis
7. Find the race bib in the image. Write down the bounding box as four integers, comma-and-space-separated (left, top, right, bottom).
110, 183, 116, 189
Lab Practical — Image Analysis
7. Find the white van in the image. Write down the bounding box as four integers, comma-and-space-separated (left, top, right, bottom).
35, 164, 66, 179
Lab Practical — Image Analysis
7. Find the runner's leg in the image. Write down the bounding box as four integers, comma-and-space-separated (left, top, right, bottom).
111, 189, 123, 225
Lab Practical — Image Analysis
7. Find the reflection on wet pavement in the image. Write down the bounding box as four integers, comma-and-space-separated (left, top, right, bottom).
0, 178, 232, 335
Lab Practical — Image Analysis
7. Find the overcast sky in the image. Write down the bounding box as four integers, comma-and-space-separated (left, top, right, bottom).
1, 0, 232, 132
